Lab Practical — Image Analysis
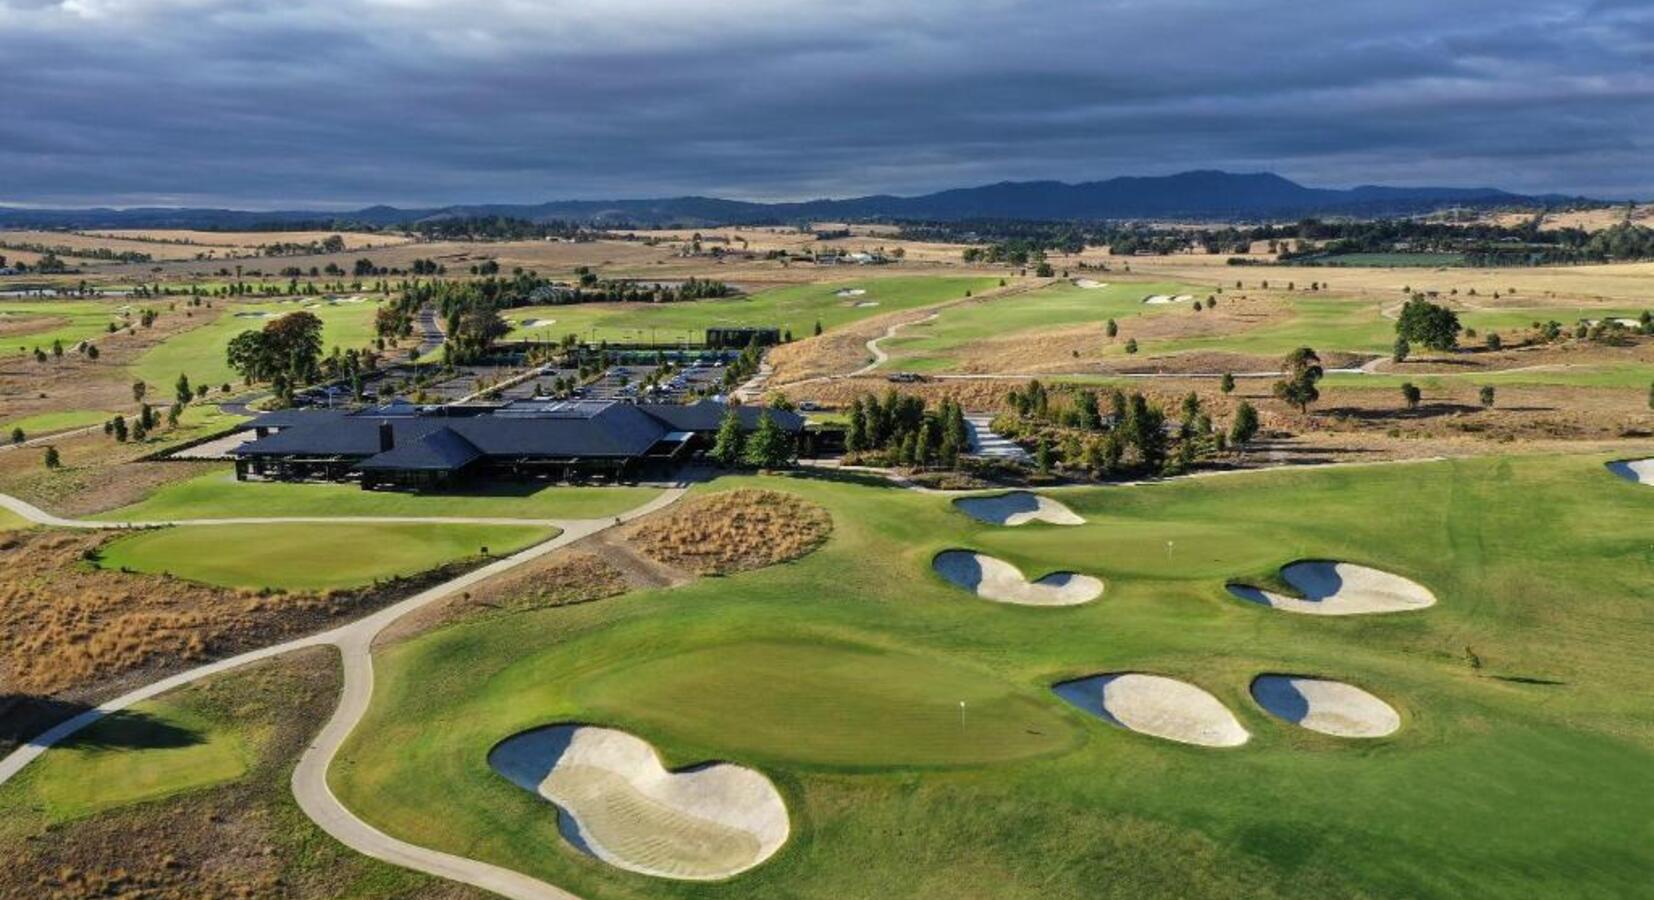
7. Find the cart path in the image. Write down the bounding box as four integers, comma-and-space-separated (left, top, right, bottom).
0, 486, 688, 900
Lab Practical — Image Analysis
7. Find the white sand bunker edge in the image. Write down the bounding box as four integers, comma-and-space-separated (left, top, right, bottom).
933, 550, 1102, 606
834, 288, 867, 297
1606, 458, 1654, 485
1073, 278, 1109, 289
1250, 675, 1400, 738
519, 317, 558, 328
954, 492, 1084, 526
1055, 673, 1249, 747
489, 724, 789, 880
1228, 561, 1436, 615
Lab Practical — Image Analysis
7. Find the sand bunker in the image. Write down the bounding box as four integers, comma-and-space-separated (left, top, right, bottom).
1607, 458, 1654, 485
1228, 561, 1436, 616
1073, 278, 1109, 289
933, 550, 1102, 606
1055, 674, 1249, 748
1585, 318, 1643, 328
834, 288, 867, 297
1250, 675, 1400, 738
954, 492, 1084, 526
854, 300, 880, 307
519, 317, 558, 328
233, 311, 285, 319
490, 724, 788, 880
1142, 293, 1194, 305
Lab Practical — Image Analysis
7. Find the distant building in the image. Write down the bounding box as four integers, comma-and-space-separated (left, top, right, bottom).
231, 399, 806, 489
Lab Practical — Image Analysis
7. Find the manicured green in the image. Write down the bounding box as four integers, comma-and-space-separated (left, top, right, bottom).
16, 702, 252, 821
0, 299, 130, 351
132, 297, 382, 389
879, 280, 1200, 371
331, 457, 1654, 899
0, 408, 110, 436
504, 275, 998, 345
97, 468, 660, 523
96, 521, 555, 590
574, 638, 1079, 768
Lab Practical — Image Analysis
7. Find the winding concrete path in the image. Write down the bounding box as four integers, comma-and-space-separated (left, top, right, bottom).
0, 486, 688, 900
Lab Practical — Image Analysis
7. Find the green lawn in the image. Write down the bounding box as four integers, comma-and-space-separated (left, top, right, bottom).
15, 701, 252, 821
132, 297, 382, 389
96, 521, 556, 590
0, 299, 130, 351
0, 408, 111, 437
330, 456, 1654, 899
504, 275, 998, 346
1305, 252, 1469, 267
879, 280, 1200, 371
97, 468, 660, 523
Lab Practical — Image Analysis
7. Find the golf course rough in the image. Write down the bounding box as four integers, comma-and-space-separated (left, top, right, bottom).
488, 724, 789, 881
1606, 458, 1653, 485
1228, 561, 1437, 616
1250, 675, 1401, 738
954, 492, 1085, 526
1054, 673, 1250, 748
932, 550, 1102, 606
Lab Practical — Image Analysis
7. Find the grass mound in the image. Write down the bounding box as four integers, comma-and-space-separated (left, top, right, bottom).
628, 488, 831, 576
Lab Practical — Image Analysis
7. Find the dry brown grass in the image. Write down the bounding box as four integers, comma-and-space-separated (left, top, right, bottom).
628, 488, 832, 576
0, 530, 330, 697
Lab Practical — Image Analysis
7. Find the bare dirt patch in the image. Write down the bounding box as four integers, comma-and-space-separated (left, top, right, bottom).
627, 488, 831, 576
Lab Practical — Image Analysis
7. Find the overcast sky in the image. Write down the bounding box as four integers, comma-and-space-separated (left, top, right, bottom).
1, 0, 1650, 208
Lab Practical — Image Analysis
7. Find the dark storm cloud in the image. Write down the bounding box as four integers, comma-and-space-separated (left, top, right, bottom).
0, 0, 1648, 207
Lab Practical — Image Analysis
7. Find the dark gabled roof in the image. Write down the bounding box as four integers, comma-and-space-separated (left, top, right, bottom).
357, 427, 483, 471
639, 400, 805, 433
232, 399, 796, 468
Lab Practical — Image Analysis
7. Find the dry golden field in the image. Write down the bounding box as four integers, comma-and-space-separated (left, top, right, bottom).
85, 229, 413, 250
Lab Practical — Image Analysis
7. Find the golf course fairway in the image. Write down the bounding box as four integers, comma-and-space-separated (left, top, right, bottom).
324, 457, 1653, 899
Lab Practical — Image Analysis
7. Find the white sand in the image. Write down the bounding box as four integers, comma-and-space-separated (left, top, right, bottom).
1142, 293, 1194, 305
233, 311, 285, 319
519, 318, 558, 328
854, 300, 880, 307
835, 288, 867, 297
933, 550, 1102, 606
1251, 675, 1400, 738
1585, 318, 1643, 328
954, 492, 1084, 526
1229, 561, 1436, 615
490, 725, 789, 881
1607, 458, 1654, 485
1073, 278, 1109, 289
1055, 674, 1249, 748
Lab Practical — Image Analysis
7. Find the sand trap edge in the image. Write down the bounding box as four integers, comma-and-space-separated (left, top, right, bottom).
931, 549, 1103, 606
1053, 673, 1250, 748
1249, 674, 1402, 738
1226, 559, 1437, 616
487, 723, 791, 881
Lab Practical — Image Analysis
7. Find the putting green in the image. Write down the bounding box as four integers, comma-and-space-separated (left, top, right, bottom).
96, 521, 555, 590
16, 701, 251, 822
97, 468, 659, 522
574, 638, 1079, 768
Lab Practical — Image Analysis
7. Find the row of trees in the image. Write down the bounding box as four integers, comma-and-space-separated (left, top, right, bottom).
709, 406, 796, 469
843, 391, 971, 468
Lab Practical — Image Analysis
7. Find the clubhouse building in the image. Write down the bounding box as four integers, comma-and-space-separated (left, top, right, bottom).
231, 399, 806, 489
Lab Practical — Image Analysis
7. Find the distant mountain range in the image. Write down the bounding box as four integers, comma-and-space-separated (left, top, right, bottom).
0, 171, 1594, 230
